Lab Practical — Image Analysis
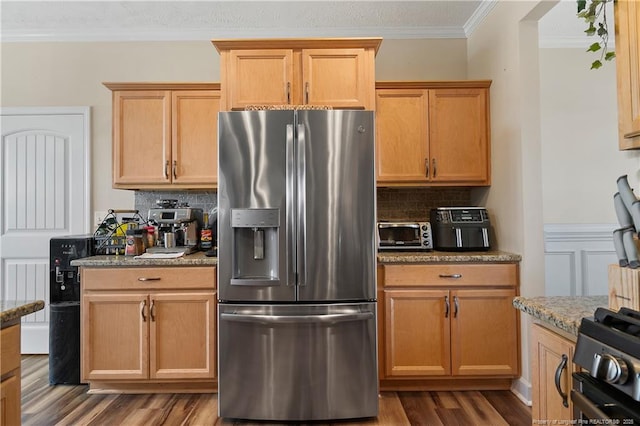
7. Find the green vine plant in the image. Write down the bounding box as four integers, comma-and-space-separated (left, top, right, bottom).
577, 0, 616, 69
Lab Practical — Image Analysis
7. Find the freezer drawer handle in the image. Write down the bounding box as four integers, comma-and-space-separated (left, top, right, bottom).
138, 277, 161, 282
220, 312, 373, 325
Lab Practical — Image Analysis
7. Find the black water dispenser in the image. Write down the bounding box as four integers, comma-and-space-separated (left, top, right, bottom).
49, 235, 94, 385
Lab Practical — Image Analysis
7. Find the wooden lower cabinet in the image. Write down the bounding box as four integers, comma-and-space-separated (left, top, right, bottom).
80, 266, 216, 392
531, 323, 575, 423
379, 263, 520, 390
1, 324, 21, 425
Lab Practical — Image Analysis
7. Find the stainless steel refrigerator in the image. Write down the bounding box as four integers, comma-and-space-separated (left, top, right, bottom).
217, 109, 378, 421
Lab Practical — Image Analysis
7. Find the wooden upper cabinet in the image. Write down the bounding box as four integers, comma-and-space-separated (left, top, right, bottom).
375, 81, 491, 187
213, 38, 381, 111
302, 48, 369, 108
376, 89, 429, 183
227, 49, 294, 107
616, 0, 640, 149
172, 90, 221, 186
429, 88, 489, 184
104, 83, 221, 190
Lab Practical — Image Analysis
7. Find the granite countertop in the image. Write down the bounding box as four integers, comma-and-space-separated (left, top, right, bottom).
513, 295, 609, 336
377, 250, 521, 264
71, 251, 217, 267
1, 300, 45, 328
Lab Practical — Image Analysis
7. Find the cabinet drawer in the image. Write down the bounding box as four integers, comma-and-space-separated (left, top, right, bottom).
82, 266, 216, 291
383, 264, 517, 287
1, 324, 21, 376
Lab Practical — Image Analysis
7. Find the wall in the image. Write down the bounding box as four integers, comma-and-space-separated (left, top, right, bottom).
539, 48, 639, 224
466, 0, 558, 404
1, 39, 468, 218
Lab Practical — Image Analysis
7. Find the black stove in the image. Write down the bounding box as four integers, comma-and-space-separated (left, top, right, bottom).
573, 307, 640, 422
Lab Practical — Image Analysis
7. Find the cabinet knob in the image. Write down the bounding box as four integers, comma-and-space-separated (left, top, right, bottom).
432, 158, 437, 178
164, 160, 169, 179
425, 158, 429, 178
172, 160, 177, 179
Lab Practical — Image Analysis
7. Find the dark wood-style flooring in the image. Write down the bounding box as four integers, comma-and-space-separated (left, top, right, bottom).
21, 355, 531, 425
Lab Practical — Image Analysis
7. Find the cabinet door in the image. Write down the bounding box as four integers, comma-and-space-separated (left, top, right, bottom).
375, 89, 429, 184
531, 324, 574, 423
172, 90, 221, 186
149, 292, 215, 380
616, 0, 640, 149
227, 49, 294, 110
450, 289, 519, 376
82, 293, 149, 380
112, 90, 171, 185
302, 48, 370, 109
0, 374, 20, 426
428, 88, 490, 184
384, 289, 450, 376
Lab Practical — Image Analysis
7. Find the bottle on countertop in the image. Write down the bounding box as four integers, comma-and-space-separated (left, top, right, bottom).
200, 212, 213, 250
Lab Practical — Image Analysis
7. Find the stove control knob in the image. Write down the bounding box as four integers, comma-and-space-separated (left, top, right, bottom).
591, 353, 630, 384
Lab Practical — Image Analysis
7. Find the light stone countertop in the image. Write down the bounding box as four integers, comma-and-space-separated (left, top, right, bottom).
71, 251, 217, 267
377, 250, 521, 263
513, 295, 609, 337
72, 250, 520, 268
0, 300, 45, 328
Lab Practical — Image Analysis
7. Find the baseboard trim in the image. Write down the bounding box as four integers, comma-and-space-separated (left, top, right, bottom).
510, 377, 532, 407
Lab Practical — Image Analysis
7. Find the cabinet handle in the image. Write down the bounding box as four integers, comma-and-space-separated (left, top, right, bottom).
432, 158, 437, 178
286, 82, 291, 104
439, 274, 462, 279
624, 130, 640, 139
172, 160, 177, 179
138, 277, 161, 281
453, 295, 459, 318
554, 354, 569, 408
305, 82, 309, 104
150, 299, 156, 322
444, 295, 449, 318
164, 160, 169, 179
141, 300, 147, 322
425, 158, 429, 178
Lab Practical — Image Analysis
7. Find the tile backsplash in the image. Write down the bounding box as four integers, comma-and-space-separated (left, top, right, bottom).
376, 188, 471, 221
135, 188, 470, 223
135, 190, 217, 219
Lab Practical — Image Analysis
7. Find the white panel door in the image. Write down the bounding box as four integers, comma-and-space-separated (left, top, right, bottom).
0, 107, 90, 353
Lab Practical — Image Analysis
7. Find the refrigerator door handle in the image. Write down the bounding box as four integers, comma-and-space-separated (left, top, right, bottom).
220, 312, 373, 325
286, 124, 296, 287
296, 123, 307, 287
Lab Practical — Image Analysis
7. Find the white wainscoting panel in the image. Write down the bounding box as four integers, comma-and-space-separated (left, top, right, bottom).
544, 224, 618, 296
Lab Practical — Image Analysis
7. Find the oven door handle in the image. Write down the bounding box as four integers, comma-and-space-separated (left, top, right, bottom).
554, 354, 569, 408
570, 389, 610, 420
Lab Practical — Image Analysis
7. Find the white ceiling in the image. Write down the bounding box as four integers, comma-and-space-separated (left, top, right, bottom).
0, 0, 614, 48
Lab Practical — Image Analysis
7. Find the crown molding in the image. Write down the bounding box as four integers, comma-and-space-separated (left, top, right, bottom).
464, 0, 498, 37
0, 25, 469, 43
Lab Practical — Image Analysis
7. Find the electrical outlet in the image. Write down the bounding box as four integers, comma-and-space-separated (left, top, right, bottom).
94, 211, 108, 229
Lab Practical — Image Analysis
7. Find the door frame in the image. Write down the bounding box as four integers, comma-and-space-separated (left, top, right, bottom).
0, 106, 91, 353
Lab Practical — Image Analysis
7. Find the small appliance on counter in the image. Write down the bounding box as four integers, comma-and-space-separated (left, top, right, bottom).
147, 199, 202, 255
49, 234, 95, 385
430, 207, 492, 251
377, 221, 433, 251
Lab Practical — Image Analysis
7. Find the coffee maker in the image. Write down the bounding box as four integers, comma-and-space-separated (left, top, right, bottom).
147, 201, 202, 254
